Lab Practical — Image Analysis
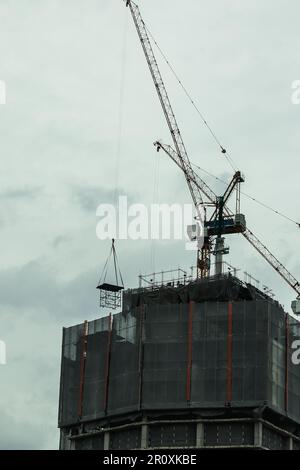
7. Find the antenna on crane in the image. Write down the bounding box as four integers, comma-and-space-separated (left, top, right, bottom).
97, 239, 124, 310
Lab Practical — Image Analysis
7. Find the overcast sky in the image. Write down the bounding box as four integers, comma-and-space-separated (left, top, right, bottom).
0, 0, 299, 449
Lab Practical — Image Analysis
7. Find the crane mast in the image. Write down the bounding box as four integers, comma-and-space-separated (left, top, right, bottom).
154, 140, 245, 277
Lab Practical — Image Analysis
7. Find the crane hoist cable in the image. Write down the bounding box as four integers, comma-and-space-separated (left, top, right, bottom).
192, 162, 300, 227
114, 10, 129, 207
98, 239, 124, 289
144, 22, 238, 172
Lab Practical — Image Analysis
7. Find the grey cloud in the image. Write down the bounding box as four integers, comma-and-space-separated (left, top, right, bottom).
73, 185, 138, 213
0, 260, 98, 321
0, 411, 50, 450
51, 235, 70, 249
0, 0, 299, 451
73, 186, 114, 213
0, 187, 42, 200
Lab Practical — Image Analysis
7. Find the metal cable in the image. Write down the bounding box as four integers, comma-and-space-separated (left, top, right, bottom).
98, 240, 124, 287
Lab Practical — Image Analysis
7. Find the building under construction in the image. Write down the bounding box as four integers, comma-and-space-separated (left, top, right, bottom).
58, 1, 300, 450
58, 271, 300, 450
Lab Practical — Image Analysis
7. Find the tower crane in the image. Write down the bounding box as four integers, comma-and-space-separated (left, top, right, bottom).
154, 142, 300, 309
124, 0, 300, 314
124, 0, 244, 278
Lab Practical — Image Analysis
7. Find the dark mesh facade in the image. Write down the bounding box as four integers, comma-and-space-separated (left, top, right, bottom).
287, 318, 300, 421
58, 277, 300, 449
142, 303, 189, 409
107, 311, 141, 414
59, 322, 85, 426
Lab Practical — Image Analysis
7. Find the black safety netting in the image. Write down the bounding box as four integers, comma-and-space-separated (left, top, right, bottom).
191, 301, 228, 405
231, 300, 269, 403
59, 323, 85, 426
107, 310, 141, 414
82, 317, 111, 420
287, 317, 300, 421
267, 303, 287, 414
59, 279, 300, 427
142, 303, 189, 409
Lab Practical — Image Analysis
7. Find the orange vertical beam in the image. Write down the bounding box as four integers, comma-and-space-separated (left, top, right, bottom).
78, 320, 88, 418
138, 305, 145, 410
186, 301, 193, 402
227, 302, 233, 402
104, 313, 113, 412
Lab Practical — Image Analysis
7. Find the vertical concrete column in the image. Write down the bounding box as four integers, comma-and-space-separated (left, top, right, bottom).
196, 422, 204, 448
254, 421, 263, 448
288, 437, 293, 450
104, 431, 110, 450
141, 423, 148, 449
